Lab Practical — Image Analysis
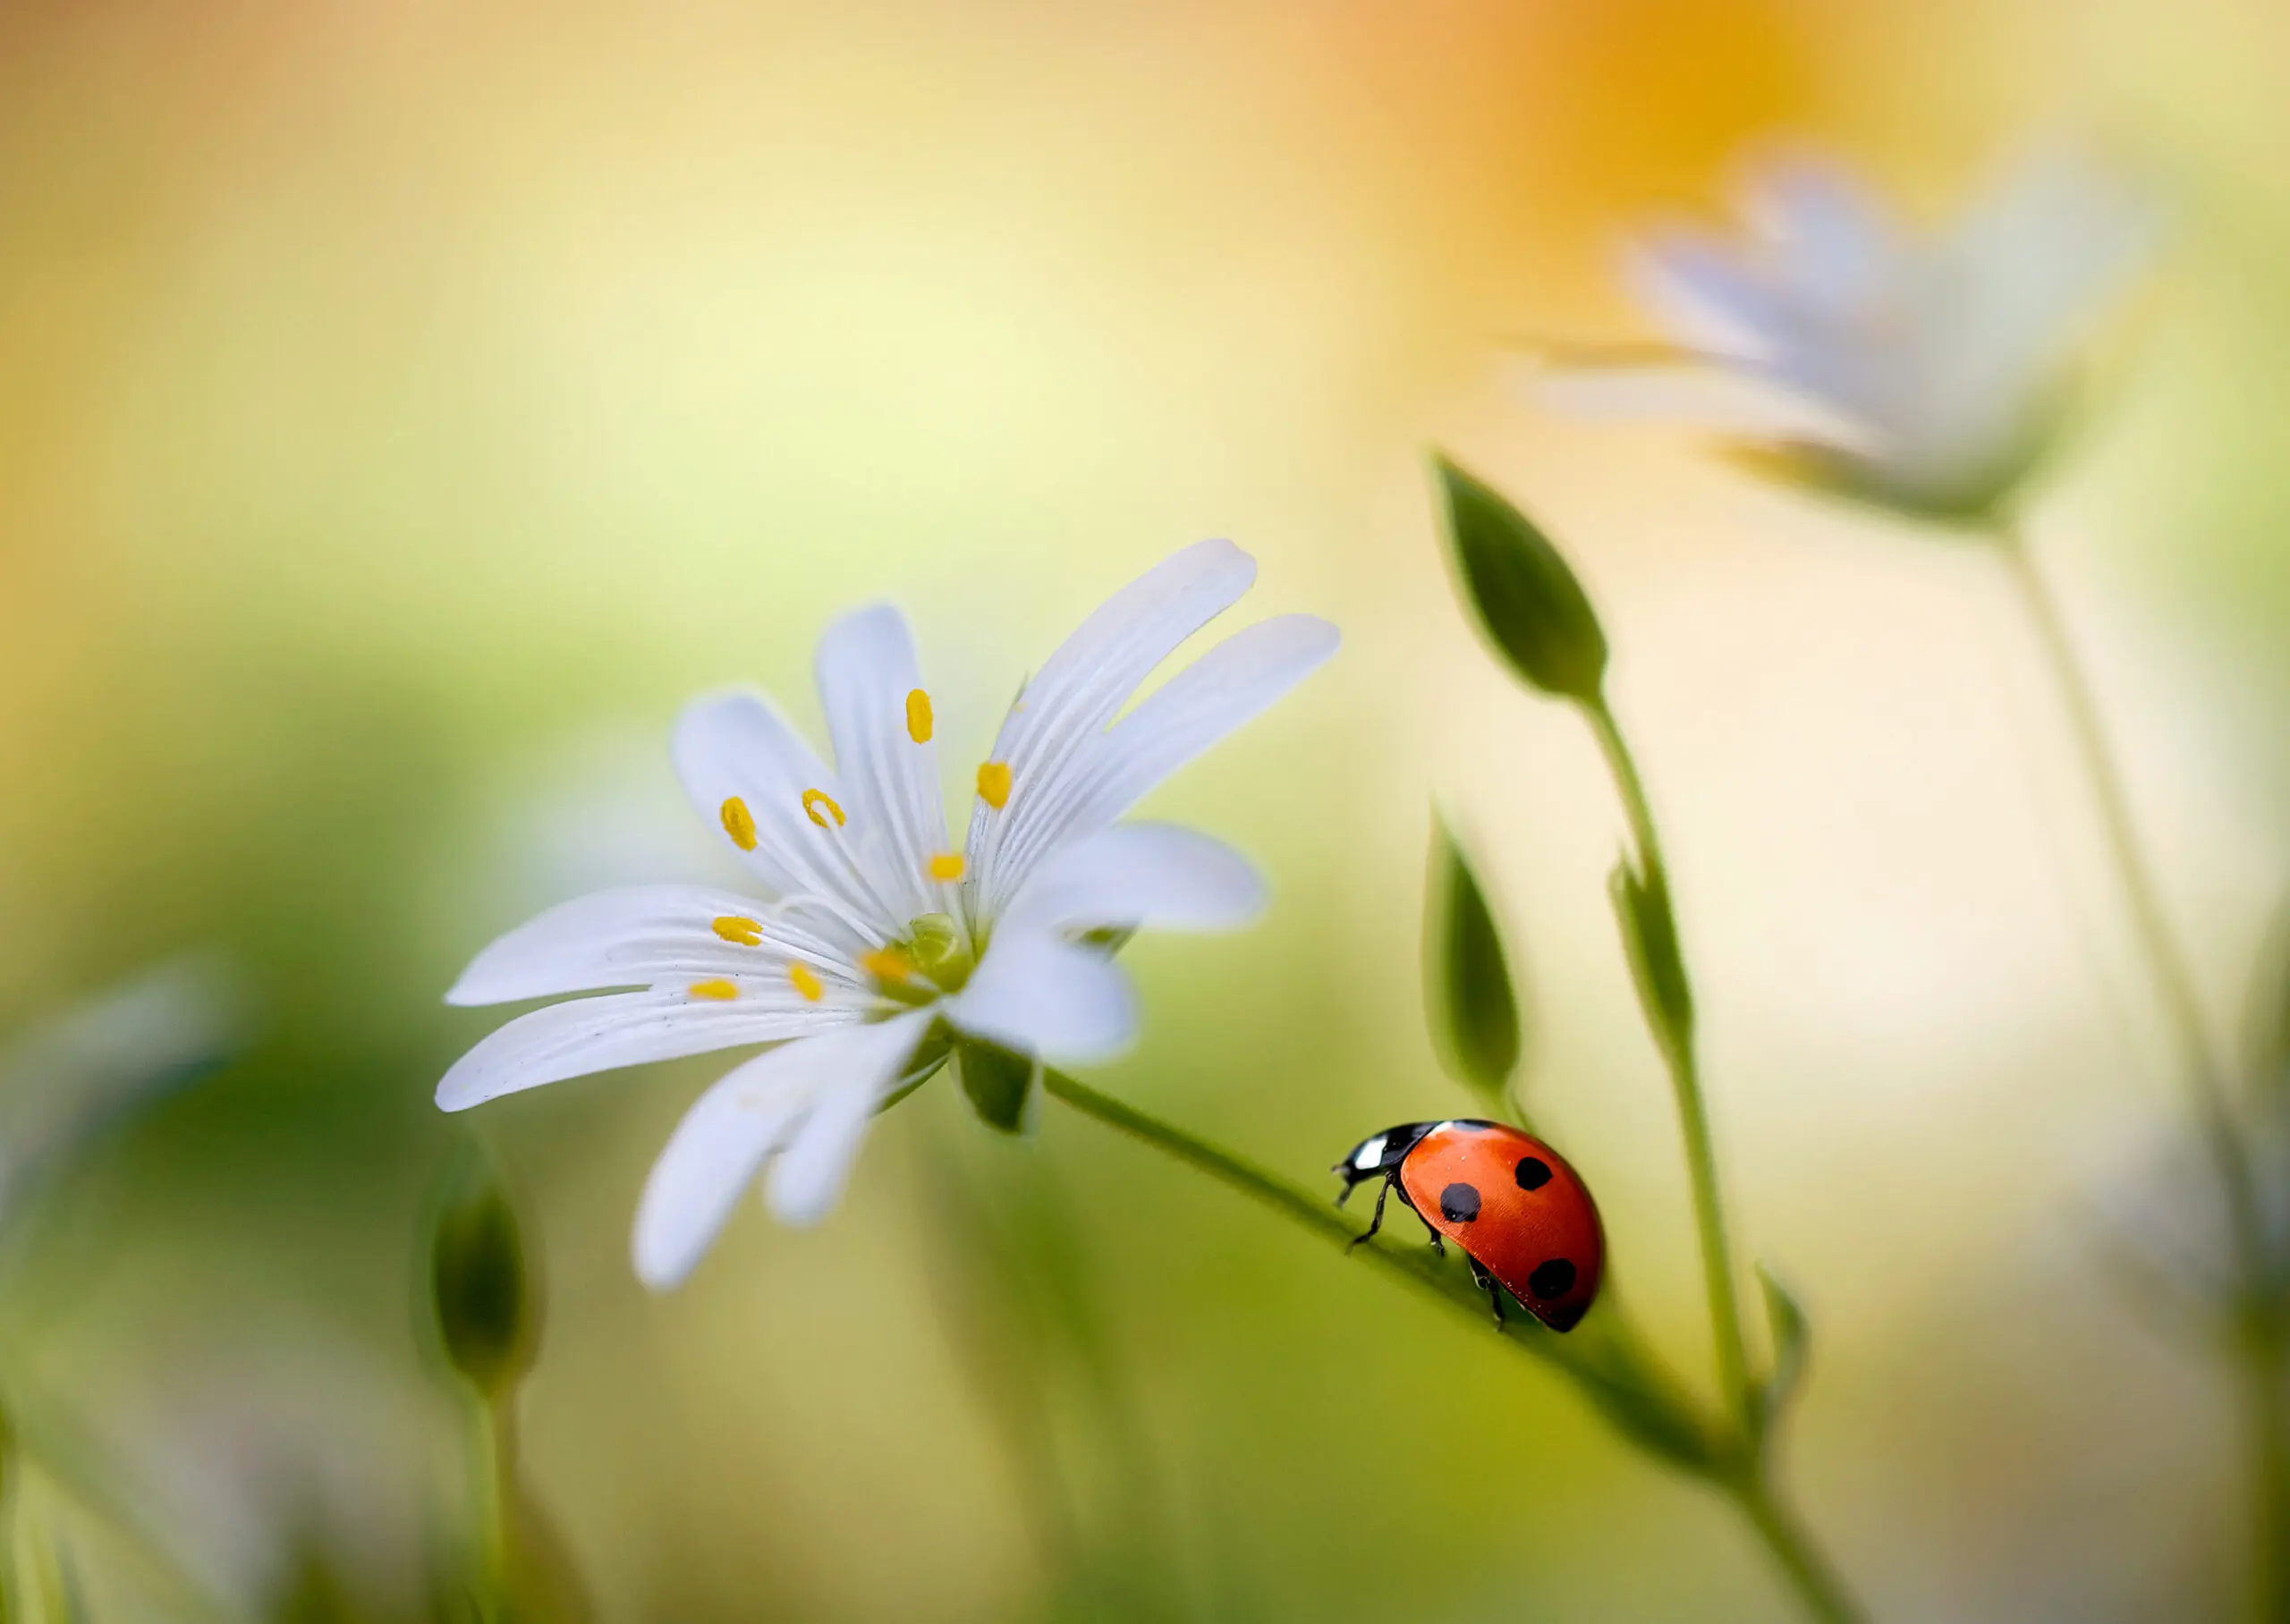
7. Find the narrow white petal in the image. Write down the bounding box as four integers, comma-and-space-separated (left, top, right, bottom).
1532, 359, 1881, 453
950, 930, 1139, 1066
975, 616, 1336, 913
436, 991, 855, 1111
1624, 231, 1789, 359
999, 823, 1266, 937
1736, 155, 1895, 309
672, 691, 900, 936
963, 540, 1257, 916
763, 1011, 934, 1227
445, 886, 852, 1006
815, 604, 951, 923
632, 1011, 929, 1285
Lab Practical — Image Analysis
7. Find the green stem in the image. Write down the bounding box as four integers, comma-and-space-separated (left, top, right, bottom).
1039, 1070, 1862, 1622
470, 1390, 516, 1624
1583, 698, 1755, 1434
1731, 1474, 1862, 1624
1997, 535, 2286, 1618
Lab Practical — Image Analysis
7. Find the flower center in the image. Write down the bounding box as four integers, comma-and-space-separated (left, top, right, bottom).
864, 912, 974, 1003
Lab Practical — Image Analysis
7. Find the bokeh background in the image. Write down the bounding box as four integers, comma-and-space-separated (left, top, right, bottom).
5, 0, 2290, 1617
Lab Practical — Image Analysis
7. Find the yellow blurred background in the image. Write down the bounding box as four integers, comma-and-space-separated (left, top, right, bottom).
5, 0, 2290, 1616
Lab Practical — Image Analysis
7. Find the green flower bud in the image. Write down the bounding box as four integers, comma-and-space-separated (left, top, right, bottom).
428, 1150, 538, 1399
1433, 454, 1608, 704
1426, 815, 1522, 1106
1752, 1262, 1812, 1439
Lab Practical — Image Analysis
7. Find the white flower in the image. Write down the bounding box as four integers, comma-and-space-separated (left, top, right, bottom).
439, 540, 1338, 1289
1535, 146, 2156, 516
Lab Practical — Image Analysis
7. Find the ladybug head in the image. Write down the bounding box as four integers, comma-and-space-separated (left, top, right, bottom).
1331, 1121, 1438, 1202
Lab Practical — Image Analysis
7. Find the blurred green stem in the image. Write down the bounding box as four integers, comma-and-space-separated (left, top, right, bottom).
469, 1390, 515, 1624
1997, 531, 2286, 1618
1039, 1070, 1862, 1622
1583, 698, 1754, 1436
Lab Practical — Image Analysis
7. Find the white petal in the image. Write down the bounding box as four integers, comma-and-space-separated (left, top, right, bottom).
672, 691, 901, 937
1531, 358, 1881, 453
950, 929, 1138, 1066
973, 616, 1336, 916
445, 886, 855, 1006
815, 605, 951, 923
1737, 155, 1895, 309
963, 540, 1257, 915
763, 1011, 934, 1227
1624, 231, 1789, 359
632, 1011, 929, 1285
436, 990, 854, 1111
999, 823, 1266, 936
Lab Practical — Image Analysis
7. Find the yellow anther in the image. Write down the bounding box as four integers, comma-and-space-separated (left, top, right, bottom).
802, 788, 846, 829
975, 761, 1012, 809
859, 946, 916, 983
927, 852, 966, 883
789, 962, 825, 1002
689, 978, 740, 1001
720, 797, 758, 851
905, 689, 933, 744
712, 916, 764, 947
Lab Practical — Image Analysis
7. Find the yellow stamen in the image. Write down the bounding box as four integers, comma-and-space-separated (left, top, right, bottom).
802, 788, 846, 829
859, 946, 916, 983
789, 962, 824, 1002
927, 852, 966, 883
689, 978, 739, 1001
712, 916, 764, 947
975, 761, 1012, 809
720, 797, 758, 851
906, 689, 934, 744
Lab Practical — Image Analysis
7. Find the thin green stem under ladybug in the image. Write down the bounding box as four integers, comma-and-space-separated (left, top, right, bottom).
1583, 698, 1757, 1437
1039, 1070, 1866, 1622
1997, 529, 2288, 1619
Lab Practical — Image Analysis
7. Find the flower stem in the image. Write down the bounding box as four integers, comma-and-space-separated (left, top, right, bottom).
1997, 532, 2286, 1616
1583, 698, 1756, 1435
1038, 1069, 1862, 1622
1729, 1472, 1862, 1624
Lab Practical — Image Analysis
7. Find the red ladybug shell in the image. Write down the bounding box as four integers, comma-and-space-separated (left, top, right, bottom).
1398, 1121, 1604, 1332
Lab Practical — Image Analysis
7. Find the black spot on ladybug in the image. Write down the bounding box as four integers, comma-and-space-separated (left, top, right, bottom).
1529, 1257, 1577, 1298
1514, 1156, 1552, 1191
1438, 1182, 1481, 1222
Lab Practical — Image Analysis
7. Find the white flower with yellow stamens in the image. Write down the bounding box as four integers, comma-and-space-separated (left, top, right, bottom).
438, 540, 1337, 1289
1535, 146, 2156, 519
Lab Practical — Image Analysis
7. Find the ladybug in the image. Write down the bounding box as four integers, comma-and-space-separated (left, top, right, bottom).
1334, 1120, 1605, 1332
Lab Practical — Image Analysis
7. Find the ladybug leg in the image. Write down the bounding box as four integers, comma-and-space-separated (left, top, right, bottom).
1466, 1256, 1506, 1331
1414, 1208, 1445, 1255
1345, 1176, 1394, 1250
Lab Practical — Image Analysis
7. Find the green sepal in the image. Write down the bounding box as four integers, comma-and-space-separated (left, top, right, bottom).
1432, 453, 1609, 704
956, 1037, 1038, 1135
1609, 855, 1694, 1055
427, 1147, 538, 1400
1751, 1262, 1811, 1438
1426, 815, 1522, 1107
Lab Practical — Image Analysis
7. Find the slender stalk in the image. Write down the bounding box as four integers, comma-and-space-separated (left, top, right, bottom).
1583, 698, 1755, 1433
1997, 533, 2287, 1617
468, 1391, 514, 1624
1730, 1474, 1861, 1624
1039, 1070, 1863, 1622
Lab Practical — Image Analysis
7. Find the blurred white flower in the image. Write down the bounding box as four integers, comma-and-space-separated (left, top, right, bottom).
440, 540, 1337, 1289
0, 955, 248, 1227
1536, 146, 2158, 517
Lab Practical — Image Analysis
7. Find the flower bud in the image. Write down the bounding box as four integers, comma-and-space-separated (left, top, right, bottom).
428, 1150, 538, 1399
1434, 454, 1608, 704
1427, 815, 1522, 1107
